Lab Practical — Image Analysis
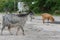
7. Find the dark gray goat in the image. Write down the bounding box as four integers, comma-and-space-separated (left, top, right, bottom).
1, 12, 30, 35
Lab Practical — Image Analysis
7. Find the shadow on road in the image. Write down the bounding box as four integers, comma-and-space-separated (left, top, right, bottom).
53, 21, 60, 24
45, 21, 60, 24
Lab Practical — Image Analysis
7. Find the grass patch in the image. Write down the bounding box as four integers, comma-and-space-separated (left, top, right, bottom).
34, 13, 42, 16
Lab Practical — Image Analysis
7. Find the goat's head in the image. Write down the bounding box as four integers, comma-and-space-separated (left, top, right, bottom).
50, 17, 55, 23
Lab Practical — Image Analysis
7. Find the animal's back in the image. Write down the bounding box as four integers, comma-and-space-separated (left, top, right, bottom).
3, 14, 27, 27
41, 13, 52, 19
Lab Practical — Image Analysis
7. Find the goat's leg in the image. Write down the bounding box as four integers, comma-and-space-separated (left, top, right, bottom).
1, 25, 5, 35
16, 26, 24, 35
16, 27, 20, 35
47, 18, 49, 23
42, 19, 45, 24
8, 26, 13, 35
46, 19, 50, 25
20, 26, 24, 35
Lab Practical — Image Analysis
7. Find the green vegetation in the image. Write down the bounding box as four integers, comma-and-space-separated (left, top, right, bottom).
0, 0, 60, 14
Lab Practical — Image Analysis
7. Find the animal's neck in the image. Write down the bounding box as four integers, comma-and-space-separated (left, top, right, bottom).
17, 12, 29, 17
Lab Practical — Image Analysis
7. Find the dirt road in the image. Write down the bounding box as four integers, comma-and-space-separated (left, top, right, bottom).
0, 14, 60, 40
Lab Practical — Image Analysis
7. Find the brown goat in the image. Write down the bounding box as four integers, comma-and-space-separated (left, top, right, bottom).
41, 13, 54, 23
